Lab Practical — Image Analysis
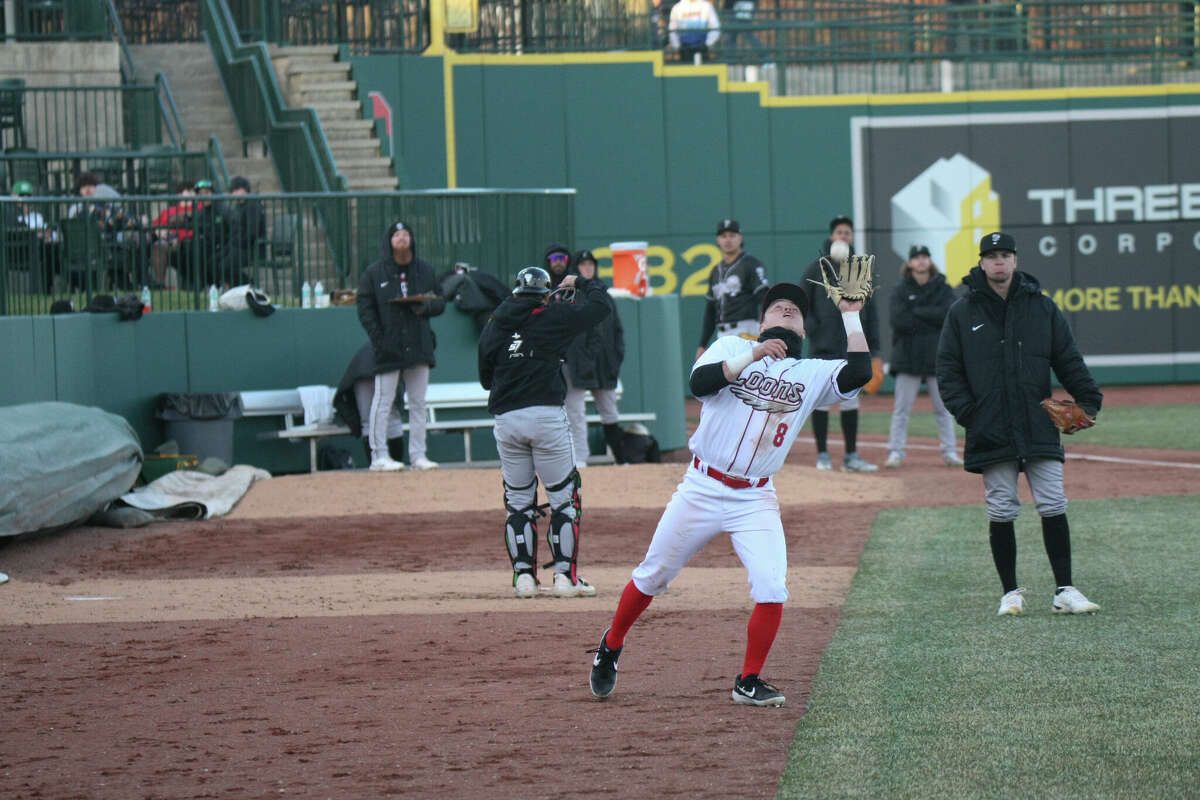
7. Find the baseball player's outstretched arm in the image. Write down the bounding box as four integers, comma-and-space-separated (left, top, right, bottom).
835, 300, 872, 391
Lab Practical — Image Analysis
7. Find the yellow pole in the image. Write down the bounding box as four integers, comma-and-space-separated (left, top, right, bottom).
427, 0, 446, 56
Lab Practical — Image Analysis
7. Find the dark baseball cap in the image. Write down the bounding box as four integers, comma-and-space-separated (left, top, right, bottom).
908, 244, 931, 258
760, 282, 809, 319
979, 231, 1017, 255
716, 218, 740, 235
829, 215, 853, 233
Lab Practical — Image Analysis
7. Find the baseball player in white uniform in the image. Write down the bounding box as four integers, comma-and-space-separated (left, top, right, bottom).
589, 282, 874, 706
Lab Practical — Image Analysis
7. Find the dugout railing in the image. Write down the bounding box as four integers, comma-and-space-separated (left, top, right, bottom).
0, 187, 575, 317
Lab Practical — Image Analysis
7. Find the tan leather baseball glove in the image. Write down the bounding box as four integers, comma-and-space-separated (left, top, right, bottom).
809, 254, 875, 304
1040, 398, 1095, 435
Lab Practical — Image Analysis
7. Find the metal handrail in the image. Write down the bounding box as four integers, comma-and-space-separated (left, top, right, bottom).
155, 73, 187, 151
205, 134, 230, 191
103, 0, 137, 83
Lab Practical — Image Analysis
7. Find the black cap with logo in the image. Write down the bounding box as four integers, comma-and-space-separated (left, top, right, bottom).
979, 231, 1017, 256
908, 244, 931, 258
716, 218, 740, 235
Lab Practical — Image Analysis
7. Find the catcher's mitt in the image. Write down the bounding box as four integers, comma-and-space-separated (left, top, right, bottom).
1040, 398, 1095, 435
809, 254, 875, 304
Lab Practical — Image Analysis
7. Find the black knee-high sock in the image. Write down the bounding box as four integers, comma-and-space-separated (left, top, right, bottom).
602, 423, 626, 464
842, 409, 859, 454
989, 520, 1018, 593
1041, 513, 1073, 589
812, 410, 829, 453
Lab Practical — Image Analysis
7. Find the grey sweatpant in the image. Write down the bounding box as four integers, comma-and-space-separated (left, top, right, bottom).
563, 368, 619, 465
365, 365, 430, 463
886, 373, 957, 459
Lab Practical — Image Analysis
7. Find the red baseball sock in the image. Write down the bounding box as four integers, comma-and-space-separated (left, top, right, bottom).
741, 602, 783, 678
606, 580, 653, 650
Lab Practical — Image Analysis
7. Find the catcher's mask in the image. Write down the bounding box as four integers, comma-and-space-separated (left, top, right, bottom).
512, 266, 552, 297
759, 282, 808, 320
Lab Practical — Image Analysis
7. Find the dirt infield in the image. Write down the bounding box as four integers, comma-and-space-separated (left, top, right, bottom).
1, 385, 1196, 799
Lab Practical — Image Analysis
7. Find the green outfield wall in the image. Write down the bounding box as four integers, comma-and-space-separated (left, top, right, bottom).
349, 51, 1200, 386
0, 296, 685, 474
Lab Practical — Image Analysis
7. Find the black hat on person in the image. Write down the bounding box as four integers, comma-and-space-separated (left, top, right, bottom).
716, 218, 740, 235
979, 231, 1017, 256
829, 215, 853, 233
760, 282, 809, 319
574, 249, 597, 265
229, 175, 252, 192
247, 288, 276, 317
908, 244, 931, 258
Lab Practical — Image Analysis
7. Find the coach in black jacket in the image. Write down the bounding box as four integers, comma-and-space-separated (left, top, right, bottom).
356, 219, 446, 471
936, 231, 1103, 617
479, 266, 611, 599
800, 216, 882, 472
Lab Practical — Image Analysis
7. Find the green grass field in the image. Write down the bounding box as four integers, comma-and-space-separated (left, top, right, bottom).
838, 404, 1200, 452
778, 495, 1200, 799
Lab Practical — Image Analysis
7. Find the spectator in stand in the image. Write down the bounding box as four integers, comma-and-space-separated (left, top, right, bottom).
669, 0, 721, 63
191, 179, 227, 288
149, 181, 196, 290
218, 176, 266, 288
68, 171, 142, 289
723, 0, 767, 61
8, 180, 58, 291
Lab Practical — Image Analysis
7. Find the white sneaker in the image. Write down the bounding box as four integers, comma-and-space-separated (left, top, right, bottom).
842, 453, 878, 473
513, 572, 537, 599
552, 572, 596, 598
410, 457, 439, 471
997, 588, 1025, 616
944, 453, 964, 467
884, 452, 903, 469
1052, 586, 1100, 614
575, 461, 588, 470
369, 457, 405, 472
815, 452, 833, 471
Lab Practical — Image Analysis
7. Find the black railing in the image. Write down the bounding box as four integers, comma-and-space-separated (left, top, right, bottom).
0, 85, 169, 153
1, 149, 214, 196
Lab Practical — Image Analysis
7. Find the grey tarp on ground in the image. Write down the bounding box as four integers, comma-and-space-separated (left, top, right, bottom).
0, 402, 143, 537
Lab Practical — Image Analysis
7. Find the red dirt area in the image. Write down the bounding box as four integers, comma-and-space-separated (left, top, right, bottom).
1, 384, 1196, 800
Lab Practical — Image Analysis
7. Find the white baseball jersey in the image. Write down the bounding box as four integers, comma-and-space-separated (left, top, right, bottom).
690, 335, 856, 478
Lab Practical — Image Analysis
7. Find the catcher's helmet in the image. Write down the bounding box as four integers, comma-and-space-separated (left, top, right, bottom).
512, 266, 551, 296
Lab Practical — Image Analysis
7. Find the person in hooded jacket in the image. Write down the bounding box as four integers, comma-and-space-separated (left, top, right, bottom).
478, 265, 611, 599
800, 215, 882, 472
562, 249, 627, 467
356, 219, 446, 472
937, 231, 1103, 617
543, 242, 572, 289
883, 245, 961, 468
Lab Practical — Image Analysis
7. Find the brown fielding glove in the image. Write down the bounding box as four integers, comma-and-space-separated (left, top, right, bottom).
1040, 398, 1095, 435
809, 254, 875, 304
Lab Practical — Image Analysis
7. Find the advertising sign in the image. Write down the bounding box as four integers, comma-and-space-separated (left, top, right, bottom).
852, 108, 1200, 365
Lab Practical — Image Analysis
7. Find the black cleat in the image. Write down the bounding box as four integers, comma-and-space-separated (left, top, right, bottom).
589, 629, 623, 700
731, 673, 786, 707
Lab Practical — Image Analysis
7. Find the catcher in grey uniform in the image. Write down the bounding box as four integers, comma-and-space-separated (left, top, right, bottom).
478, 266, 612, 598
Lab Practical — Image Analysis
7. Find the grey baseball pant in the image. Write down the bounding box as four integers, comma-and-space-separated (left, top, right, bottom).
366, 364, 431, 463
981, 458, 1068, 521
564, 369, 619, 464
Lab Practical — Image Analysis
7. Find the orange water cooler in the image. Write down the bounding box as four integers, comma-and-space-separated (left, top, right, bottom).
610, 241, 650, 297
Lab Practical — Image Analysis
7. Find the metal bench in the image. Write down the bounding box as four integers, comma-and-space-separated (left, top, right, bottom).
240, 381, 654, 472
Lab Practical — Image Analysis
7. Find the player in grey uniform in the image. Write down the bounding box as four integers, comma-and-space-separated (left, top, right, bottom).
478, 266, 612, 598
696, 218, 771, 358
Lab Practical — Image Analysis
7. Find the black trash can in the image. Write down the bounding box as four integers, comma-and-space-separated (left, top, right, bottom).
157, 393, 244, 465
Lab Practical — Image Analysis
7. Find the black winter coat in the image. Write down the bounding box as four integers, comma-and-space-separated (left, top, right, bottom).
564, 275, 625, 390
478, 277, 611, 415
888, 271, 954, 376
800, 240, 881, 358
936, 267, 1102, 474
357, 255, 446, 373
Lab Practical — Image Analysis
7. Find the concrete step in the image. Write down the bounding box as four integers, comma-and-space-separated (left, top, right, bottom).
295, 80, 357, 92
346, 176, 400, 191
296, 88, 357, 104
287, 62, 351, 80
320, 118, 375, 133
270, 45, 338, 57
336, 157, 392, 170
311, 106, 362, 121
